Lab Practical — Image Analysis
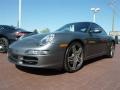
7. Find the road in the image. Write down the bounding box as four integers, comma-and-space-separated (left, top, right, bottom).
0, 45, 120, 90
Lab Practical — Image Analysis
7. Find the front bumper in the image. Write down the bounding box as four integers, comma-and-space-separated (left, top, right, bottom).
8, 43, 66, 69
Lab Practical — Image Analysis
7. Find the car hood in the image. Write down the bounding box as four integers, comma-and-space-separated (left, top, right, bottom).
10, 33, 48, 48
9, 31, 79, 48
10, 31, 67, 48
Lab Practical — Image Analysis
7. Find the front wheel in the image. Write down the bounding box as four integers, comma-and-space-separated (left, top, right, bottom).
64, 42, 84, 73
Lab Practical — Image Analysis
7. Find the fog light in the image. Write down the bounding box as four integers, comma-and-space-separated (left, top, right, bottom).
18, 61, 23, 64
0, 45, 3, 49
18, 56, 23, 60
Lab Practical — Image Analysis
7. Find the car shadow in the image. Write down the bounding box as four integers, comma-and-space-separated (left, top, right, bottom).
16, 56, 107, 76
16, 65, 65, 76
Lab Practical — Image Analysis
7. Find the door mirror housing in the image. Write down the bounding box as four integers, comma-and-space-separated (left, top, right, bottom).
89, 29, 102, 33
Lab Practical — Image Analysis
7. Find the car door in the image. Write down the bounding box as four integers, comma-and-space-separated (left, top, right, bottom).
93, 25, 108, 54
85, 23, 106, 59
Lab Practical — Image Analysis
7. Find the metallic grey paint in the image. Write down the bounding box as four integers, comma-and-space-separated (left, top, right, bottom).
8, 22, 115, 69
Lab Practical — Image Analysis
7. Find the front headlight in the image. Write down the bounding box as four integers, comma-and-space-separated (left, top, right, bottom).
40, 34, 55, 45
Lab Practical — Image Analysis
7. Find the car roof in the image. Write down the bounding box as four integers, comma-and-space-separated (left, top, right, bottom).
68, 22, 96, 25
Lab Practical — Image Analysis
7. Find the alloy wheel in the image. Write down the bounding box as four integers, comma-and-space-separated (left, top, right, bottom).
64, 42, 84, 72
0, 38, 8, 52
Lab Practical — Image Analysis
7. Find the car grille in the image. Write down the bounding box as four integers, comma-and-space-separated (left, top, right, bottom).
23, 56, 38, 60
12, 54, 18, 59
22, 56, 38, 65
8, 54, 18, 63
9, 54, 38, 65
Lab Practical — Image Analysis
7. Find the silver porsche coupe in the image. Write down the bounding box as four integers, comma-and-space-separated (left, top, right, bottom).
8, 22, 115, 72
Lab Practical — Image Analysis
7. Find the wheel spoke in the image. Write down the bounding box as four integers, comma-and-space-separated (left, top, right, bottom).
70, 45, 83, 70
72, 45, 77, 54
68, 56, 74, 62
76, 48, 82, 55
76, 56, 81, 62
72, 60, 78, 70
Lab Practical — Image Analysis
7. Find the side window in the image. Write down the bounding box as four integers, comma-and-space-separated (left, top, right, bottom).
0, 26, 5, 31
98, 27, 107, 36
75, 23, 89, 33
90, 23, 100, 31
0, 26, 16, 33
90, 23, 107, 36
70, 25, 75, 32
4, 26, 15, 33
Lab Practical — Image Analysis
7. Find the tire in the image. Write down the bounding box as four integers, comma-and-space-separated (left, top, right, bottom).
0, 37, 9, 53
107, 42, 115, 58
64, 42, 84, 73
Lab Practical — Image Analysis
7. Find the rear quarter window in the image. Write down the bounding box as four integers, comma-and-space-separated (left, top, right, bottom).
90, 23, 107, 36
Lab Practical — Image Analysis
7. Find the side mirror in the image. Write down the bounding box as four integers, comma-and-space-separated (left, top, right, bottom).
89, 29, 102, 33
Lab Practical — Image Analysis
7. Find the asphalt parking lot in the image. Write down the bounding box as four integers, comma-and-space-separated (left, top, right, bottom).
0, 45, 120, 90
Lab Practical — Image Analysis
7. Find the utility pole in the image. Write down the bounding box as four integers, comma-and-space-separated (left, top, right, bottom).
112, 9, 115, 31
18, 0, 22, 28
109, 0, 120, 44
91, 8, 100, 22
109, 0, 117, 31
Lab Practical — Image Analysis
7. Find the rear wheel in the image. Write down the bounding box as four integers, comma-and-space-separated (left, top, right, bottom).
0, 38, 9, 53
107, 42, 115, 58
64, 42, 84, 73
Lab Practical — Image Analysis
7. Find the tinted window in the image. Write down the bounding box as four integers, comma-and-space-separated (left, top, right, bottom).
90, 23, 107, 36
5, 26, 15, 32
75, 23, 89, 32
99, 27, 107, 36
56, 24, 75, 32
0, 26, 5, 31
0, 26, 15, 33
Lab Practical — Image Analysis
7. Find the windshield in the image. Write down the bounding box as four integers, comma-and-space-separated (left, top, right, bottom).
56, 22, 89, 33
56, 24, 75, 32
